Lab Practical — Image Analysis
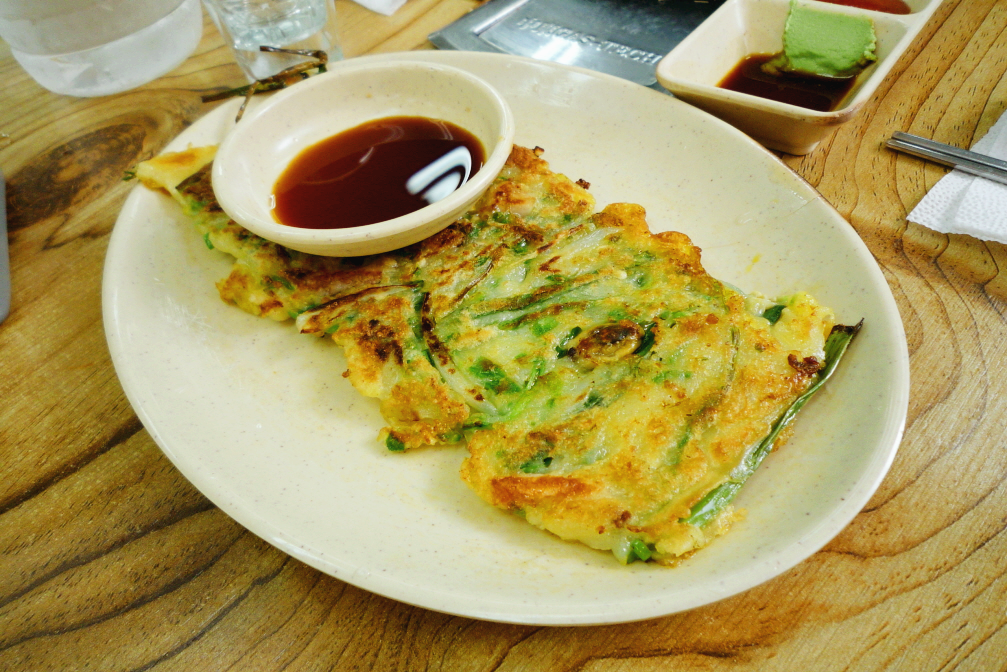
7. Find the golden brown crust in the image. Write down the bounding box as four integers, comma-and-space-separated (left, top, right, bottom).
136, 145, 216, 197
491, 475, 595, 509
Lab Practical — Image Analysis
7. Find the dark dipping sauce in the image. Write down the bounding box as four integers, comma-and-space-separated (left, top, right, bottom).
273, 116, 485, 230
816, 0, 911, 14
717, 53, 858, 112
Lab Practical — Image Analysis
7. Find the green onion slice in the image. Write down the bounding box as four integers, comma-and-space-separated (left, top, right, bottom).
683, 320, 863, 528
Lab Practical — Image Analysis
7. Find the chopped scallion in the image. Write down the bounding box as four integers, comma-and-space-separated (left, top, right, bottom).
763, 304, 786, 325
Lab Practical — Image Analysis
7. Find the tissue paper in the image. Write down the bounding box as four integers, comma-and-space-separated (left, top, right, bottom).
907, 112, 1007, 245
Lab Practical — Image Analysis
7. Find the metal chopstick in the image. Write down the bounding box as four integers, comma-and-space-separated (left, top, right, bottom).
885, 131, 1007, 186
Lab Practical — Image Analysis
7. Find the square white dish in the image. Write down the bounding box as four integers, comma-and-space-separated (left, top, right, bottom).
656, 0, 945, 154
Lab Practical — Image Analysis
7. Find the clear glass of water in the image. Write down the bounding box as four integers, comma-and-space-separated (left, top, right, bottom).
0, 0, 203, 97
202, 0, 343, 82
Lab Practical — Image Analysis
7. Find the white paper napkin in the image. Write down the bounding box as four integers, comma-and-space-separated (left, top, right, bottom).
907, 111, 1007, 244
352, 0, 407, 15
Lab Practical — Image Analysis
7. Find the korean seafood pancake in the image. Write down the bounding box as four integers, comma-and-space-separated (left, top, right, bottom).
136, 144, 857, 565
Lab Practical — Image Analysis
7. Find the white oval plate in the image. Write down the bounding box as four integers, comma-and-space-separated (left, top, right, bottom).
103, 51, 909, 625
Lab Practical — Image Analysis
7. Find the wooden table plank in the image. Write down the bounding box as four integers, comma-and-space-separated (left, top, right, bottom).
2, 1, 1006, 669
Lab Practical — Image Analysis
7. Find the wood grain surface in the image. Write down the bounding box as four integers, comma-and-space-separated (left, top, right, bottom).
2, 0, 1006, 669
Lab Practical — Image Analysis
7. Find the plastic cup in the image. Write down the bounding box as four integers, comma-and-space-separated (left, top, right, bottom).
202, 0, 342, 82
0, 0, 203, 97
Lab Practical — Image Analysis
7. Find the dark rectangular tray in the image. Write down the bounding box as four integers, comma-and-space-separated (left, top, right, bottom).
429, 0, 726, 89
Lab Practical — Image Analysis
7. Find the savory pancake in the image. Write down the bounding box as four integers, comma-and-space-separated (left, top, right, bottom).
137, 144, 858, 564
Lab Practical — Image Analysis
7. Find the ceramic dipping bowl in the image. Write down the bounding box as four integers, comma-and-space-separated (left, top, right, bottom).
212, 59, 516, 256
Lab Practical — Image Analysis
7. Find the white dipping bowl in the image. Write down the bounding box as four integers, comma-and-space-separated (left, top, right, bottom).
212, 59, 515, 256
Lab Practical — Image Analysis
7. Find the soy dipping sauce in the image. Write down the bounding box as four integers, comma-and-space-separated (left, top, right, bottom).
717, 53, 858, 112
273, 116, 486, 230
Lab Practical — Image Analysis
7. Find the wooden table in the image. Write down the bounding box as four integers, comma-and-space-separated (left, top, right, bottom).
2, 1, 1005, 669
